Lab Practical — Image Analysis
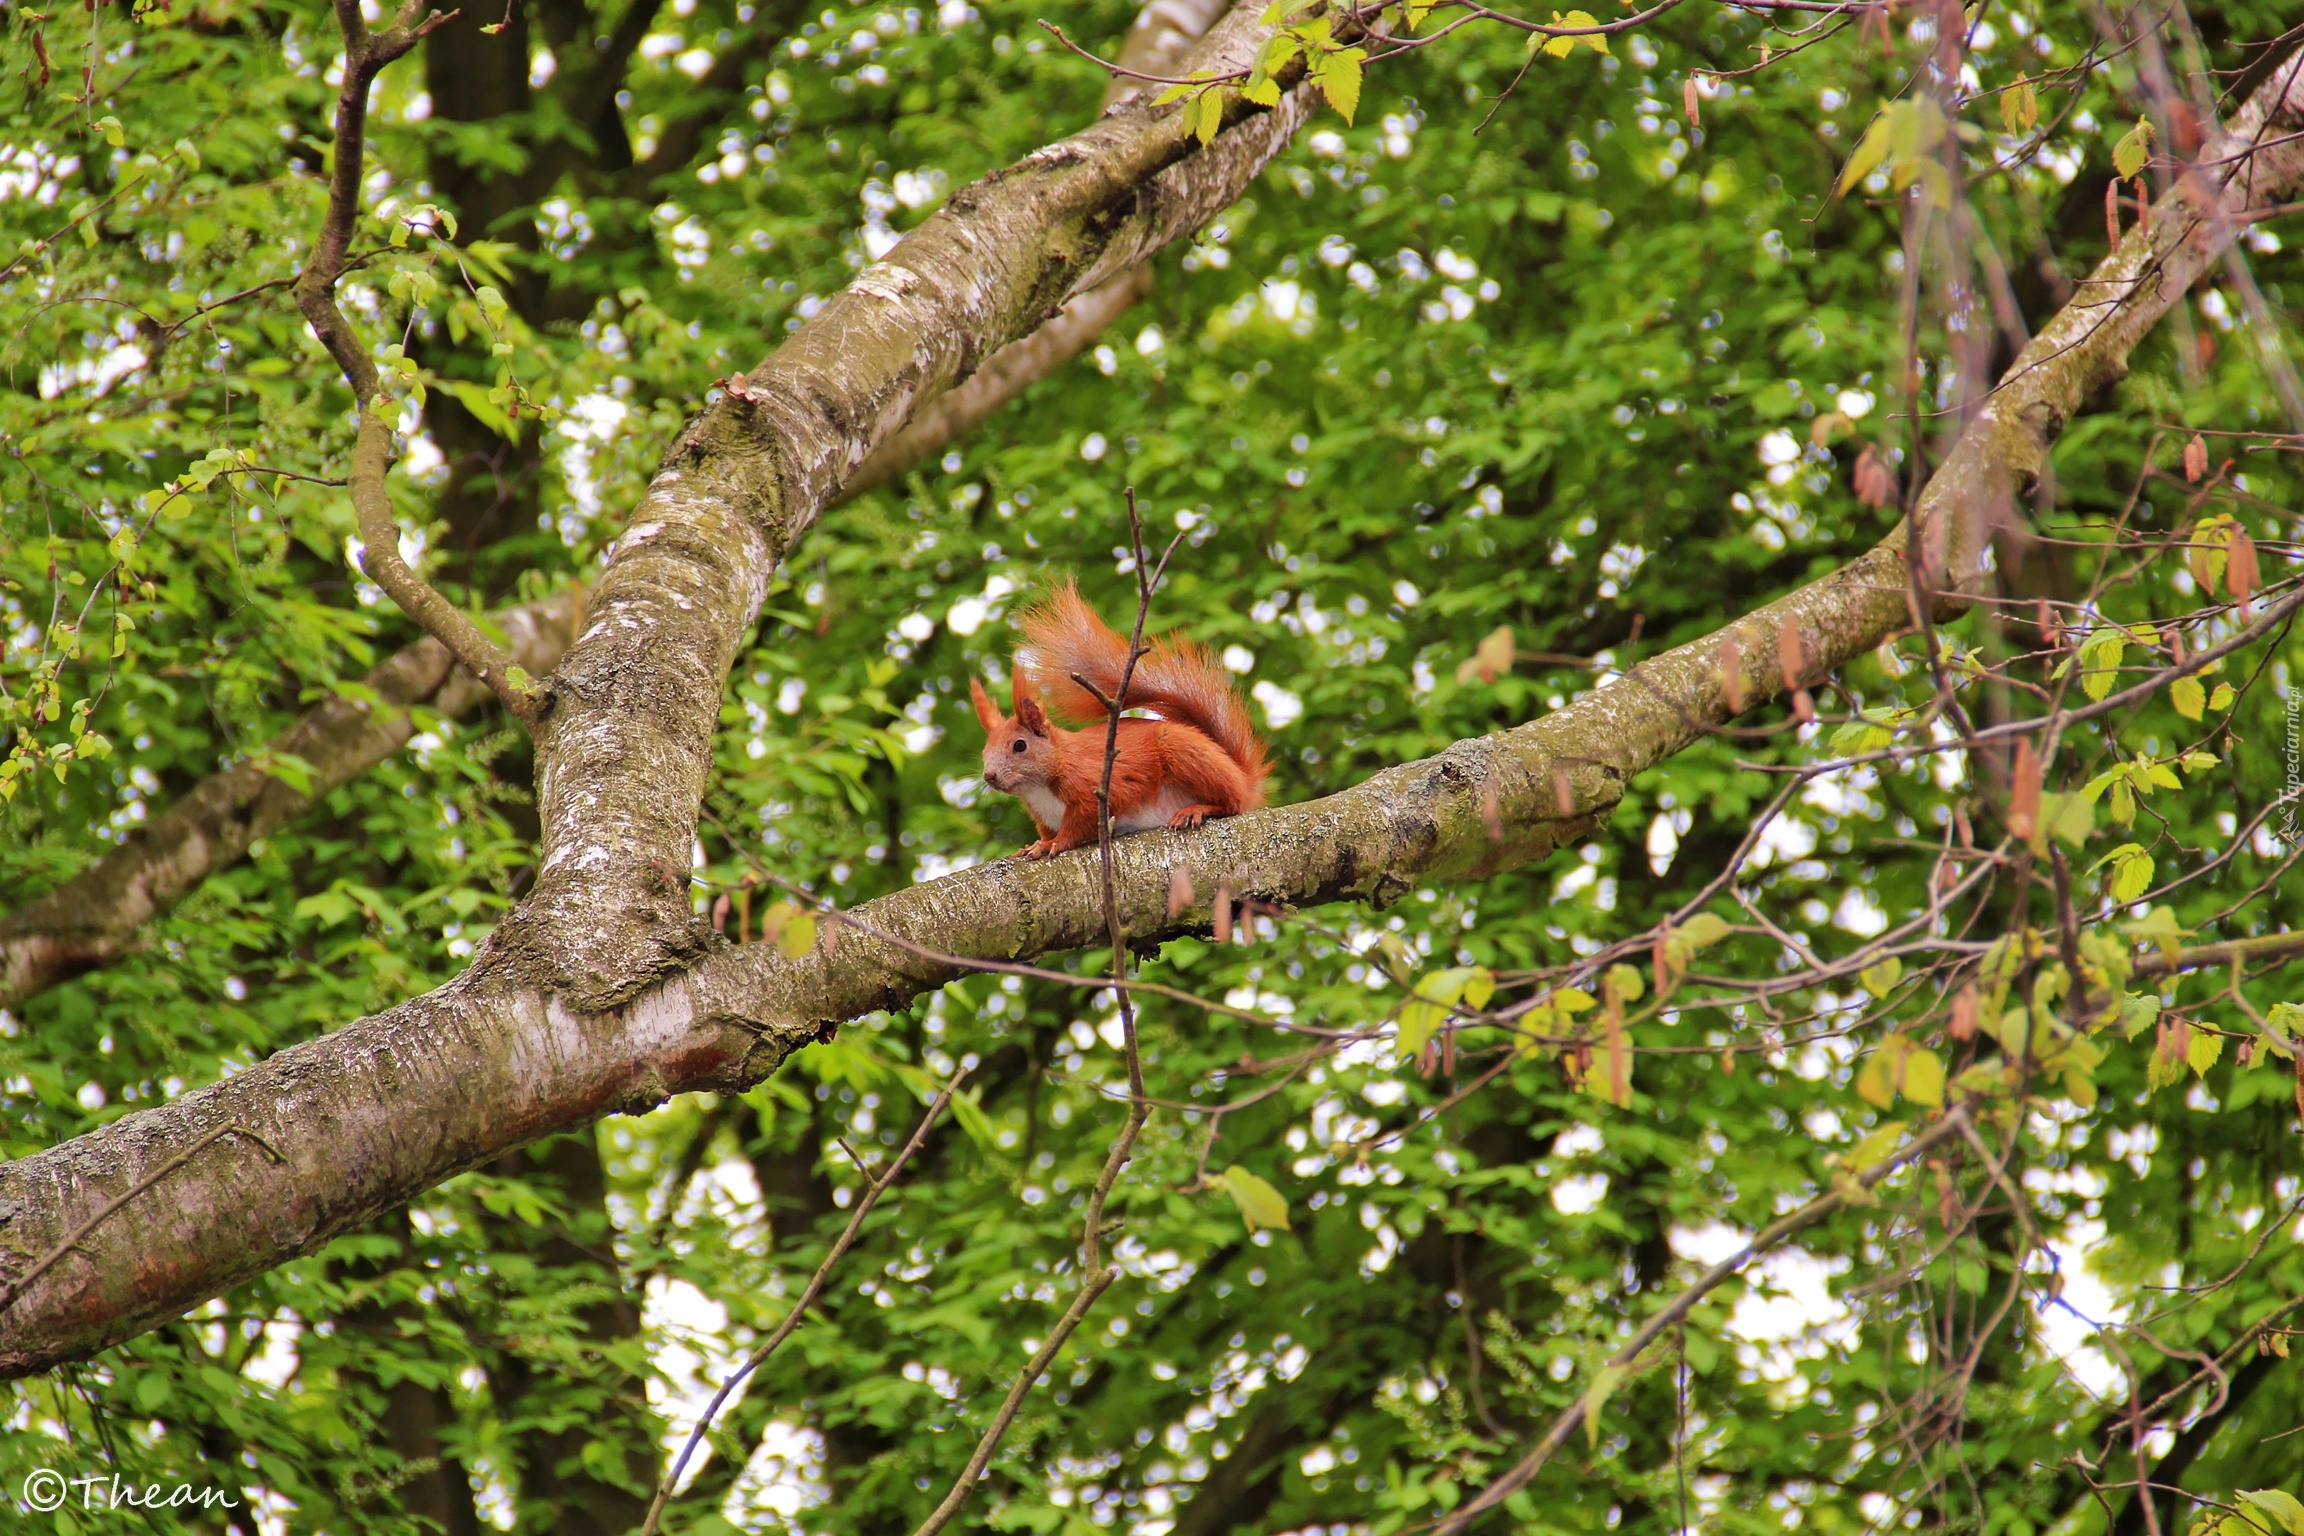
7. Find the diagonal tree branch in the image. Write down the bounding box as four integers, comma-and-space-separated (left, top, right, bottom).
0, 592, 582, 1010
842, 0, 1231, 492
1, 19, 2296, 1386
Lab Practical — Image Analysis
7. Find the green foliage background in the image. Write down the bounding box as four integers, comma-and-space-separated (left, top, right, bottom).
2, 0, 2301, 1531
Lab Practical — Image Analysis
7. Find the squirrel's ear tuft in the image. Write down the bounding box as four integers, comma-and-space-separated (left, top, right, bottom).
1015, 692, 1050, 735
969, 676, 1003, 733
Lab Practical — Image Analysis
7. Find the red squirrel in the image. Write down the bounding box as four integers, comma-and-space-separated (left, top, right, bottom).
969, 582, 1270, 859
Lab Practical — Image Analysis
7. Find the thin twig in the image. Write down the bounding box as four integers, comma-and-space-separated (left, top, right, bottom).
909, 491, 1178, 1536
638, 1078, 958, 1536
0, 1123, 283, 1315
1435, 1106, 1975, 1532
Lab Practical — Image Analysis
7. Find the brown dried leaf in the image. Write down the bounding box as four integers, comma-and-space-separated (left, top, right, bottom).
2008, 738, 2041, 843
1949, 984, 1979, 1041
1852, 444, 1898, 509
2228, 529, 2260, 611
1777, 615, 1806, 691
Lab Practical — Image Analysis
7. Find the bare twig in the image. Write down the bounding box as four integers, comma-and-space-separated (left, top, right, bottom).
1435, 1107, 1976, 1532
908, 493, 1180, 1536
639, 1078, 958, 1536
0, 1123, 283, 1315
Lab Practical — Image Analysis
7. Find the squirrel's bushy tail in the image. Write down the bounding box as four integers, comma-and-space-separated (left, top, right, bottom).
1017, 581, 1269, 804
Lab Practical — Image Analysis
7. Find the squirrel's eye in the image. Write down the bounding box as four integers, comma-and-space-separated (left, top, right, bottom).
1012, 739, 1028, 753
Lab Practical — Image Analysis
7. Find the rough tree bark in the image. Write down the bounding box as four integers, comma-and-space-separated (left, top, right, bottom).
1, 26, 2297, 1381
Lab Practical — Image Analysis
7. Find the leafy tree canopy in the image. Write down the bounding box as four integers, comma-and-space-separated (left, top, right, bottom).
2, 0, 2301, 1533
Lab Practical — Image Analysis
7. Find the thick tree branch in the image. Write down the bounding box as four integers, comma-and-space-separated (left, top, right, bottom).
844, 265, 1158, 497
841, 0, 1231, 494
3, 22, 2296, 1386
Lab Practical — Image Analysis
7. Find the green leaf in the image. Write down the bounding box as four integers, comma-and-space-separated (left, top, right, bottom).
1396, 998, 1445, 1059
1837, 103, 1895, 196
2118, 992, 2162, 1041
2089, 843, 2155, 905
1539, 10, 1609, 59
1221, 1165, 1290, 1232
2262, 1003, 2302, 1061
1416, 967, 1478, 1007
2170, 675, 2205, 720
2124, 906, 2190, 960
1151, 75, 1202, 106
1581, 1363, 1628, 1449
1859, 957, 1902, 999
256, 751, 318, 795
1192, 86, 1225, 146
1844, 1118, 1908, 1174
2187, 1028, 2224, 1079
2112, 117, 2153, 180
443, 378, 517, 439
1679, 913, 1733, 950
294, 889, 359, 926
2001, 76, 2037, 135
2032, 790, 2096, 853
1905, 1047, 1945, 1107
1585, 1026, 1633, 1107
1319, 47, 1364, 125
2237, 1491, 2304, 1536
2078, 632, 2123, 701
777, 910, 818, 958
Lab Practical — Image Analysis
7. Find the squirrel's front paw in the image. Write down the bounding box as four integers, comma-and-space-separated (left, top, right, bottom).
1016, 839, 1055, 860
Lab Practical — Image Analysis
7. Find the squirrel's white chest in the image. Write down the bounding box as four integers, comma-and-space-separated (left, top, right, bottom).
1018, 782, 1068, 831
